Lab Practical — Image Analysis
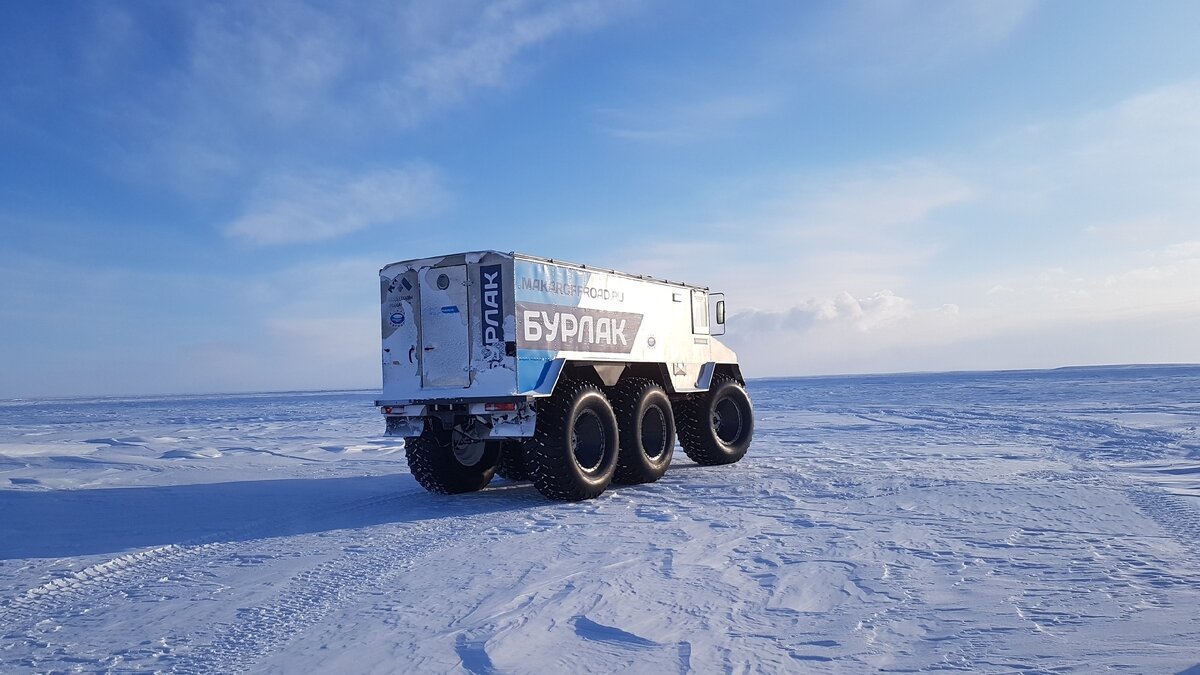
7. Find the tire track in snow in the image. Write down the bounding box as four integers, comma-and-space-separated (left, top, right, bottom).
847, 405, 1190, 464
1, 542, 234, 631
172, 513, 487, 674
1127, 488, 1200, 557
0, 487, 425, 632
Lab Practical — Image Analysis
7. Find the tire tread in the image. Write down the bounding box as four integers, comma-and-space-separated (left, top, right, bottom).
610, 378, 674, 484
676, 376, 750, 466
494, 440, 530, 481
404, 431, 497, 494
526, 380, 614, 501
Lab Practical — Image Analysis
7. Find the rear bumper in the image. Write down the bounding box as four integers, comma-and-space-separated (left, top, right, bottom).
382, 400, 537, 439
375, 395, 529, 407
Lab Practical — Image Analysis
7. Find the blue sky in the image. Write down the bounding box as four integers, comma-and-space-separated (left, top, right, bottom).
2, 1, 1200, 397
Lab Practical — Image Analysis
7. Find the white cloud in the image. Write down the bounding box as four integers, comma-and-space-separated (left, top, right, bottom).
612, 164, 973, 306
724, 288, 968, 376
804, 0, 1038, 82
223, 166, 448, 246
1164, 241, 1200, 260
723, 236, 1200, 379
951, 81, 1200, 328
396, 0, 632, 111
833, 290, 914, 331
607, 79, 1200, 377
980, 80, 1200, 241
988, 244, 1200, 324
596, 1, 1038, 147
74, 1, 643, 192
597, 1, 1036, 146
185, 0, 638, 128
186, 2, 352, 126
735, 289, 914, 335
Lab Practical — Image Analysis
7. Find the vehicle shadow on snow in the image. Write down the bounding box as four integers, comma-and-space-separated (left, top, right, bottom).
0, 473, 556, 560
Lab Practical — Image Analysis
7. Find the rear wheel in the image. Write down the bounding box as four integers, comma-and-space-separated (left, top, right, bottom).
404, 427, 500, 494
525, 380, 620, 501
676, 378, 753, 466
610, 378, 675, 484
494, 440, 530, 481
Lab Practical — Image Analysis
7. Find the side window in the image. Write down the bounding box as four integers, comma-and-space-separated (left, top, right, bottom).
691, 289, 709, 335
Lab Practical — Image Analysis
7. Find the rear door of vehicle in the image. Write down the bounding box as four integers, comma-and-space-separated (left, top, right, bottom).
418, 264, 471, 387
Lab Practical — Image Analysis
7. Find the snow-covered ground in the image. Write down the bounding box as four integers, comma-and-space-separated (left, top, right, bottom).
2, 366, 1199, 673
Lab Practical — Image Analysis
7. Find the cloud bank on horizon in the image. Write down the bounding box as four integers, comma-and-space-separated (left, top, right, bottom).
1, 0, 1198, 396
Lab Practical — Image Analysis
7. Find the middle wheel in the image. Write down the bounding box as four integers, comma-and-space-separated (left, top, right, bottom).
525, 380, 620, 501
609, 378, 675, 485
494, 440, 530, 481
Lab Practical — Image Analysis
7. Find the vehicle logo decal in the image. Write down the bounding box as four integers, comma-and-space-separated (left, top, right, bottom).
516, 301, 643, 354
480, 264, 504, 345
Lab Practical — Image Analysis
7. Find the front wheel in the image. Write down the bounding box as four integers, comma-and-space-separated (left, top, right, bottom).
405, 428, 501, 494
676, 378, 753, 466
525, 380, 620, 501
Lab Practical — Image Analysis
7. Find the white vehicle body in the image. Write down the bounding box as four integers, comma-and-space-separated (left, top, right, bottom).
377, 251, 741, 438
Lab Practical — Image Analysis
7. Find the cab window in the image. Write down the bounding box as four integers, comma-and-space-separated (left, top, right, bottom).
691, 289, 709, 335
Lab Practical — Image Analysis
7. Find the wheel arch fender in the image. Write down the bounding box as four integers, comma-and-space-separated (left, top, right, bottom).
702, 362, 745, 389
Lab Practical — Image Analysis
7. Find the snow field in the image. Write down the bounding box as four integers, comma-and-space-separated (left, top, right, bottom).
1, 367, 1199, 673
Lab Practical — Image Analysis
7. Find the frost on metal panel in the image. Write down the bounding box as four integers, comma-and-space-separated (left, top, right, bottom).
379, 252, 520, 401
380, 266, 420, 390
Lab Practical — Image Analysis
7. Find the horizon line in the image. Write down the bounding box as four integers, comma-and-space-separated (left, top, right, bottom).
4, 362, 1198, 403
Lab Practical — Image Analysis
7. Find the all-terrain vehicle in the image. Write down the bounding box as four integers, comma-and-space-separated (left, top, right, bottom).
377, 251, 753, 501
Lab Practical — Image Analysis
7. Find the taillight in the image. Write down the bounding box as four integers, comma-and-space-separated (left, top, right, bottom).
382, 406, 393, 414
484, 402, 517, 412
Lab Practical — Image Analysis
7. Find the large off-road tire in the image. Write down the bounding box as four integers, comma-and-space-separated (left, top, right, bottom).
676, 377, 753, 466
609, 378, 675, 485
404, 428, 500, 494
525, 380, 620, 501
494, 440, 530, 481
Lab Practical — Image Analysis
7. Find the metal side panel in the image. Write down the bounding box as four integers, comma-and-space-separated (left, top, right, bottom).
419, 264, 471, 388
